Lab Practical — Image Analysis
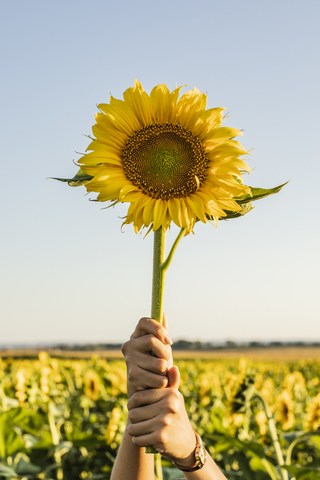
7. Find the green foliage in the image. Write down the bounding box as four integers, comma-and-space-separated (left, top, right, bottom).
49, 168, 93, 187
0, 355, 319, 479
207, 182, 288, 222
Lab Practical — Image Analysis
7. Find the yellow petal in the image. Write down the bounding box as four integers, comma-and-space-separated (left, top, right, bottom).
168, 198, 183, 228
173, 88, 207, 130
150, 84, 172, 123
78, 151, 122, 166
153, 199, 168, 230
123, 79, 153, 126
142, 199, 156, 226
92, 121, 127, 148
119, 184, 140, 201
204, 127, 243, 149
191, 107, 226, 137
186, 194, 206, 223
97, 184, 123, 201
179, 198, 192, 230
120, 190, 144, 203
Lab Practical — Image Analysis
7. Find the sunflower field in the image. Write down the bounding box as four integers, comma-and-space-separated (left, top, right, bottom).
0, 353, 320, 480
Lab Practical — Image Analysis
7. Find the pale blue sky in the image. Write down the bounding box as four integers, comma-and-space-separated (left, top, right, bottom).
1, 0, 319, 344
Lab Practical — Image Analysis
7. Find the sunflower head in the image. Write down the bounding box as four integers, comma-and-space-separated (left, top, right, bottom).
76, 80, 251, 234
84, 369, 100, 401
275, 390, 295, 430
305, 393, 320, 431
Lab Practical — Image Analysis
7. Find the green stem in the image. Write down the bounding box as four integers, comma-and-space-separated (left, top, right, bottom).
155, 453, 163, 480
255, 393, 288, 480
161, 228, 185, 273
286, 432, 310, 466
151, 228, 167, 323
147, 228, 185, 476
48, 402, 64, 479
148, 228, 167, 464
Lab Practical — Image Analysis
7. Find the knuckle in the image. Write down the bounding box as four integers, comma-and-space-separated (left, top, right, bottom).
162, 415, 171, 427
148, 335, 157, 348
121, 341, 129, 356
127, 365, 138, 382
133, 390, 142, 404
169, 401, 178, 414
157, 430, 167, 445
128, 409, 136, 422
139, 317, 148, 329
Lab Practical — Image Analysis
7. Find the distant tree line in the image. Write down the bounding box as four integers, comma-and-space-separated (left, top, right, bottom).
49, 339, 320, 351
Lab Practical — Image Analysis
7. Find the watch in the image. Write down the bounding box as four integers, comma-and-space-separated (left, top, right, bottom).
172, 430, 207, 472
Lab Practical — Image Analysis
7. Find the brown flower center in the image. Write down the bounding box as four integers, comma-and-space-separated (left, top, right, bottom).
121, 123, 208, 200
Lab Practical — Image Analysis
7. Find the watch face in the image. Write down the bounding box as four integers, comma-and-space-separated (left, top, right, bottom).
198, 446, 207, 465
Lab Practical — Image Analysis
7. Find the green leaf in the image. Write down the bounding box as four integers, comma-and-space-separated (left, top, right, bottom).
49, 167, 93, 187
250, 456, 278, 480
205, 182, 288, 223
8, 409, 45, 437
283, 465, 320, 479
15, 456, 42, 475
204, 433, 265, 457
310, 434, 320, 449
221, 202, 254, 220
0, 412, 25, 458
0, 464, 18, 477
162, 467, 185, 480
234, 452, 258, 480
235, 182, 289, 205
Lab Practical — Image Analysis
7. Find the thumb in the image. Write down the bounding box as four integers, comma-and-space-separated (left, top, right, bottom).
162, 313, 169, 332
167, 365, 180, 389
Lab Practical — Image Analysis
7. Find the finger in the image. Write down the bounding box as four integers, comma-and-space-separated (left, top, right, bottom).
128, 403, 158, 424
127, 388, 166, 411
127, 417, 156, 438
137, 335, 172, 361
134, 351, 169, 375
131, 432, 157, 448
132, 317, 172, 345
162, 313, 168, 332
168, 366, 180, 389
128, 366, 168, 390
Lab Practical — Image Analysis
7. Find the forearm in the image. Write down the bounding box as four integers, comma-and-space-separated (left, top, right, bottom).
183, 455, 228, 480
110, 420, 154, 480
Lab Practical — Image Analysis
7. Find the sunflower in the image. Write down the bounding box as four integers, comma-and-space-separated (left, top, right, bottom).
78, 80, 251, 233
255, 410, 268, 436
84, 369, 100, 401
305, 393, 320, 431
275, 390, 295, 431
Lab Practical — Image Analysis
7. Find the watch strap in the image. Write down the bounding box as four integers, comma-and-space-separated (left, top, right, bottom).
172, 430, 207, 472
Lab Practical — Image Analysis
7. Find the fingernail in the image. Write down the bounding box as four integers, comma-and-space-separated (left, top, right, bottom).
164, 335, 173, 345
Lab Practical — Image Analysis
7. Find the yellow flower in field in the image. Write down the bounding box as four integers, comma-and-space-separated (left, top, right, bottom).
275, 390, 295, 430
84, 369, 100, 401
79, 80, 251, 233
305, 393, 320, 431
105, 407, 121, 444
14, 368, 27, 405
260, 378, 275, 405
255, 410, 268, 436
50, 359, 62, 383
282, 371, 305, 394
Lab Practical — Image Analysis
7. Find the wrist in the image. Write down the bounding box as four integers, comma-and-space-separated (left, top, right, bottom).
172, 430, 207, 473
173, 450, 196, 468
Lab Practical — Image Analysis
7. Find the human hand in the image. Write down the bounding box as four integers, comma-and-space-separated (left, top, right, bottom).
121, 316, 173, 399
126, 366, 196, 467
